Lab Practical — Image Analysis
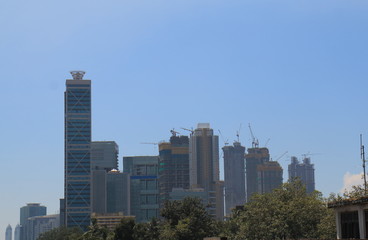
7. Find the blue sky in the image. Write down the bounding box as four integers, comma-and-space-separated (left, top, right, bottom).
1, 0, 368, 238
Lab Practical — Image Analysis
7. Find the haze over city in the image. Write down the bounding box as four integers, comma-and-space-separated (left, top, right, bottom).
1, 0, 368, 239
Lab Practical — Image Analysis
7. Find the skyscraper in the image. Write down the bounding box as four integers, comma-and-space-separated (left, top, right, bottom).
14, 224, 20, 240
245, 147, 283, 201
27, 214, 59, 240
245, 147, 269, 202
5, 224, 12, 240
158, 134, 190, 206
91, 141, 119, 171
288, 156, 315, 193
64, 71, 92, 230
189, 123, 224, 220
223, 141, 246, 216
123, 156, 159, 222
20, 203, 46, 240
106, 170, 130, 215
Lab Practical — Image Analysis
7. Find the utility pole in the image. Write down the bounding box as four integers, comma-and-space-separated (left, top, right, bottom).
361, 134, 367, 195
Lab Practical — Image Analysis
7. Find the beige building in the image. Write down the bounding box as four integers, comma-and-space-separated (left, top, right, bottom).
91, 212, 134, 230
189, 123, 224, 220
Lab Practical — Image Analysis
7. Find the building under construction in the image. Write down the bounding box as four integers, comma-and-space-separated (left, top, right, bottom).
223, 141, 246, 216
288, 156, 315, 193
245, 147, 283, 202
158, 135, 190, 206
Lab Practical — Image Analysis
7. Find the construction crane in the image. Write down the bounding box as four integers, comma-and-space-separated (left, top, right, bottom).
141, 142, 159, 145
248, 123, 259, 148
236, 123, 242, 143
181, 127, 194, 135
301, 152, 320, 159
273, 151, 288, 162
264, 138, 271, 147
218, 129, 229, 146
170, 128, 180, 137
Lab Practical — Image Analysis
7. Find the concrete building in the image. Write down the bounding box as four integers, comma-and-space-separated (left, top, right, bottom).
91, 141, 119, 171
158, 135, 190, 206
189, 123, 224, 220
245, 147, 283, 201
288, 156, 315, 193
14, 224, 20, 240
329, 196, 368, 239
223, 141, 246, 216
123, 156, 159, 222
5, 224, 12, 240
27, 214, 59, 240
20, 203, 46, 240
64, 71, 92, 230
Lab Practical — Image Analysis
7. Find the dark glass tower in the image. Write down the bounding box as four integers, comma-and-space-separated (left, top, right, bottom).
64, 71, 92, 230
223, 141, 246, 216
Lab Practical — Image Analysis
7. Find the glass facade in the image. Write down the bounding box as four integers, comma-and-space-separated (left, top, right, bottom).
64, 74, 91, 231
123, 156, 159, 222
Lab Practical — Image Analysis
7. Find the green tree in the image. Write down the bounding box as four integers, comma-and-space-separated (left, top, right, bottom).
113, 217, 135, 240
160, 197, 217, 240
233, 180, 335, 240
37, 226, 83, 240
132, 218, 160, 240
80, 218, 114, 240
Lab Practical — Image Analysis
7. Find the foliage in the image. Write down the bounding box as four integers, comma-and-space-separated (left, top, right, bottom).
37, 226, 83, 240
132, 218, 160, 240
80, 218, 114, 240
233, 180, 336, 240
160, 197, 218, 240
113, 217, 135, 240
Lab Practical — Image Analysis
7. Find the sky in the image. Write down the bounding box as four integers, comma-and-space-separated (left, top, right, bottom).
1, 0, 368, 238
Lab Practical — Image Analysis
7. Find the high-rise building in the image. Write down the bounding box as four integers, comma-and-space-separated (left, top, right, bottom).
257, 161, 283, 194
245, 147, 283, 201
14, 224, 20, 240
106, 170, 130, 215
5, 224, 12, 240
189, 123, 224, 220
20, 203, 46, 240
245, 147, 269, 202
91, 141, 119, 171
223, 141, 246, 216
64, 71, 92, 230
92, 170, 107, 214
123, 156, 159, 222
158, 135, 190, 206
288, 156, 315, 193
27, 214, 59, 240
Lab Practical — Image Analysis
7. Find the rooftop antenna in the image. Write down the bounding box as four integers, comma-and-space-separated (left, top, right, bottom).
361, 134, 367, 195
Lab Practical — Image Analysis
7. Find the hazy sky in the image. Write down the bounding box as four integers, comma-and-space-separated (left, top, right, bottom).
1, 0, 368, 238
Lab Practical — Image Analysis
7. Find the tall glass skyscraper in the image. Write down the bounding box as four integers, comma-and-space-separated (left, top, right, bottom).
64, 71, 92, 230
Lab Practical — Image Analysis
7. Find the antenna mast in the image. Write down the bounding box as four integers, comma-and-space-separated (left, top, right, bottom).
361, 134, 367, 195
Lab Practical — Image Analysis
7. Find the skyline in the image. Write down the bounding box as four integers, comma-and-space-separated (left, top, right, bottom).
2, 0, 368, 239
